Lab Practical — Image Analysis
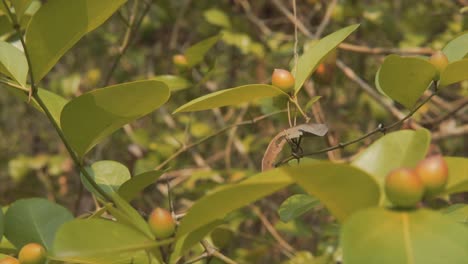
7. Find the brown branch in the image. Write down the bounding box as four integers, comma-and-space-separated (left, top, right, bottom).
432, 124, 468, 140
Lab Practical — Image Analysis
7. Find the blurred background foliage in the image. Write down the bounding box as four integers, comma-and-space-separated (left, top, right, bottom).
0, 0, 467, 262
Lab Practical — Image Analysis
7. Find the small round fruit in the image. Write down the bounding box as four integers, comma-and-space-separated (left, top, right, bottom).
385, 168, 424, 208
272, 69, 295, 92
0, 257, 20, 264
414, 155, 449, 196
172, 54, 188, 67
429, 51, 449, 74
18, 243, 46, 264
148, 207, 176, 239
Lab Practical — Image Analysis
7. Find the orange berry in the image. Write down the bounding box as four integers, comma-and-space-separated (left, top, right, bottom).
0, 256, 20, 264
414, 155, 449, 197
272, 69, 295, 92
172, 54, 188, 67
148, 208, 176, 239
385, 168, 424, 208
18, 243, 46, 264
429, 51, 449, 78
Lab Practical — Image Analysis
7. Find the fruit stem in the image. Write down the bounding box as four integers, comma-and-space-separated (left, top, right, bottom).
289, 95, 311, 123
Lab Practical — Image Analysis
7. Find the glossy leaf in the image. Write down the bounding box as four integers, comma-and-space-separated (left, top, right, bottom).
10, 0, 33, 20
173, 84, 286, 113
61, 80, 170, 157
3, 85, 67, 126
442, 32, 468, 62
377, 55, 437, 108
278, 194, 319, 222
293, 24, 359, 95
118, 170, 164, 202
341, 208, 468, 264
0, 41, 28, 87
4, 198, 73, 249
185, 35, 219, 67
25, 0, 126, 83
52, 219, 169, 264
176, 169, 292, 238
440, 59, 468, 87
441, 204, 468, 226
170, 220, 224, 263
152, 75, 191, 92
443, 156, 468, 195
287, 163, 381, 222
81, 161, 131, 200
352, 129, 430, 183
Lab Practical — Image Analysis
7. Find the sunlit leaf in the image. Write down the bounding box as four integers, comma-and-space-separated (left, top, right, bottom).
442, 32, 468, 62
4, 198, 73, 249
352, 129, 430, 183
341, 208, 468, 264
173, 84, 286, 113
441, 204, 468, 226
152, 75, 191, 92
118, 170, 164, 202
185, 35, 219, 67
0, 41, 28, 87
25, 0, 127, 83
203, 8, 231, 28
61, 80, 170, 157
293, 24, 359, 95
377, 55, 437, 108
10, 0, 33, 21
443, 157, 468, 195
81, 160, 131, 200
440, 59, 468, 87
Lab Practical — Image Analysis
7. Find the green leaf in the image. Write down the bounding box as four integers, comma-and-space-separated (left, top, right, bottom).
176, 169, 293, 238
377, 55, 437, 108
442, 32, 468, 62
293, 24, 359, 95
341, 207, 468, 264
152, 75, 191, 92
0, 208, 3, 243
25, 0, 126, 83
4, 198, 73, 249
441, 204, 468, 226
440, 59, 468, 87
352, 129, 430, 183
0, 41, 28, 87
185, 35, 219, 67
287, 163, 381, 222
10, 0, 33, 21
170, 220, 224, 264
2, 86, 67, 126
81, 161, 131, 200
173, 84, 286, 113
443, 156, 468, 195
52, 219, 169, 264
61, 80, 170, 157
203, 8, 231, 28
118, 170, 164, 202
278, 194, 319, 222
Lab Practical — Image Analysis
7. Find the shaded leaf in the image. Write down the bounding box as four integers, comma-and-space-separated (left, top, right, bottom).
25, 0, 126, 83
440, 59, 468, 87
341, 208, 468, 264
4, 198, 73, 249
352, 129, 430, 183
61, 80, 170, 157
0, 41, 28, 87
10, 0, 33, 20
287, 163, 381, 222
152, 75, 191, 92
441, 204, 468, 226
293, 24, 359, 95
81, 160, 131, 200
377, 55, 437, 108
442, 32, 468, 62
185, 35, 219, 67
118, 170, 164, 202
278, 194, 319, 222
443, 156, 468, 195
173, 84, 286, 113
52, 219, 169, 264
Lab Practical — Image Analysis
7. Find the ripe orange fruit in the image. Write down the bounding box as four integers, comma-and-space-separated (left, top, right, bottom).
414, 155, 449, 197
429, 51, 449, 78
271, 69, 295, 92
18, 243, 46, 264
172, 54, 188, 67
385, 168, 424, 208
148, 207, 176, 239
0, 256, 20, 264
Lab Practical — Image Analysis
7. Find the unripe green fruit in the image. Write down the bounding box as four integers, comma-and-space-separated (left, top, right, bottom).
385, 168, 424, 208
0, 257, 20, 264
272, 69, 295, 92
429, 51, 449, 77
172, 54, 188, 67
414, 155, 448, 197
18, 243, 46, 264
148, 208, 176, 239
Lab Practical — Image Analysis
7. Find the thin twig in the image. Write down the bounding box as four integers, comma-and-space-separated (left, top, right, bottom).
314, 0, 337, 38
432, 124, 468, 140
421, 97, 468, 126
